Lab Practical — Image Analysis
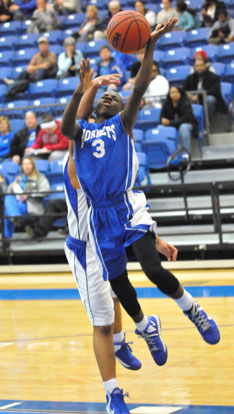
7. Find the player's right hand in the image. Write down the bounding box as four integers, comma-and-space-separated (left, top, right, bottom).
79, 58, 95, 92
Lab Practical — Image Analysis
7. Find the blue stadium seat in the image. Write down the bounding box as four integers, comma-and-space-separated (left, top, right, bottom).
56, 95, 72, 105
192, 104, 205, 147
135, 152, 151, 186
153, 50, 164, 62
185, 28, 210, 47
3, 100, 30, 118
166, 65, 192, 86
50, 44, 63, 56
0, 51, 14, 66
0, 84, 8, 102
0, 67, 13, 83
157, 31, 187, 50
16, 34, 39, 50
11, 65, 28, 79
83, 40, 109, 58
31, 97, 57, 115
133, 128, 144, 143
223, 63, 234, 83
161, 47, 192, 68
10, 119, 25, 133
35, 159, 50, 175
0, 21, 22, 36
57, 77, 78, 96
134, 142, 142, 152
192, 45, 219, 62
0, 35, 18, 50
185, 0, 203, 11
12, 48, 38, 66
221, 82, 234, 106
217, 43, 234, 63
119, 89, 131, 103
145, 125, 179, 144
226, 0, 234, 9
63, 13, 86, 29
41, 30, 63, 45
47, 183, 65, 199
135, 108, 161, 130
29, 79, 58, 98
143, 139, 176, 169
212, 62, 226, 77
0, 162, 19, 184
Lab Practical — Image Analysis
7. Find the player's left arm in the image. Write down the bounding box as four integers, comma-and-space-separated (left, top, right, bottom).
121, 18, 178, 135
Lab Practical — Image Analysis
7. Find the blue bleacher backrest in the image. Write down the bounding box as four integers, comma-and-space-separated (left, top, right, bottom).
56, 95, 72, 105
0, 51, 14, 67
63, 13, 86, 28
4, 100, 30, 118
119, 89, 131, 103
185, 28, 210, 47
0, 84, 8, 102
0, 66, 12, 83
29, 79, 58, 98
135, 108, 161, 130
48, 159, 64, 185
48, 183, 65, 199
192, 45, 219, 62
31, 97, 57, 115
35, 159, 50, 175
41, 30, 63, 45
135, 152, 151, 186
217, 43, 234, 63
12, 48, 38, 66
144, 139, 174, 169
134, 142, 142, 152
0, 162, 19, 183
166, 65, 192, 85
145, 125, 178, 144
11, 64, 28, 79
223, 63, 234, 83
153, 50, 164, 62
83, 40, 109, 57
0, 21, 22, 36
186, 0, 203, 11
57, 77, 78, 96
0, 35, 18, 50
16, 33, 39, 50
212, 62, 226, 77
133, 128, 144, 143
161, 47, 192, 68
10, 119, 25, 133
157, 31, 187, 50
49, 45, 63, 56
221, 82, 234, 106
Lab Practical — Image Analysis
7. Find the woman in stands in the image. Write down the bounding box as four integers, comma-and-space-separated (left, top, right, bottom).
200, 0, 226, 27
175, 0, 197, 30
0, 116, 14, 161
3, 157, 50, 246
160, 85, 198, 153
135, 1, 156, 29
73, 5, 105, 42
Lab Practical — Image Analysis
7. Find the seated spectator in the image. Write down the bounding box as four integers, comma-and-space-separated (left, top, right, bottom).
3, 157, 50, 245
27, 0, 60, 33
102, 0, 122, 29
209, 9, 234, 44
200, 0, 226, 28
94, 45, 126, 91
135, 1, 156, 29
143, 61, 169, 108
6, 111, 40, 164
25, 198, 67, 239
25, 114, 69, 162
160, 85, 198, 153
15, 0, 36, 18
184, 56, 228, 119
57, 37, 83, 79
73, 5, 105, 42
52, 0, 81, 15
175, 1, 196, 30
0, 116, 14, 160
190, 49, 216, 74
0, 0, 24, 22
156, 0, 178, 25
123, 48, 145, 91
3, 37, 57, 88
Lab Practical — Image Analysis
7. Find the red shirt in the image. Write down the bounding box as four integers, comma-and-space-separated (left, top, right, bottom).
31, 120, 69, 151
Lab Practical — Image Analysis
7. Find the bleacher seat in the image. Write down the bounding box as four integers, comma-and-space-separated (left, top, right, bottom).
47, 183, 65, 200
0, 51, 14, 67
16, 34, 39, 50
153, 50, 164, 62
0, 21, 22, 36
161, 47, 192, 68
0, 35, 18, 50
3, 101, 30, 118
20, 20, 33, 34
134, 142, 142, 152
63, 13, 86, 29
12, 48, 38, 66
41, 31, 63, 45
135, 152, 151, 186
0, 84, 8, 102
157, 31, 186, 50
119, 89, 131, 103
166, 65, 192, 86
35, 159, 50, 175
223, 63, 234, 83
145, 126, 178, 145
82, 40, 109, 58
57, 77, 78, 96
50, 45, 63, 56
133, 128, 144, 143
31, 98, 57, 115
10, 119, 25, 133
192, 45, 219, 62
192, 104, 205, 147
49, 159, 64, 185
217, 44, 234, 63
56, 95, 72, 105
11, 65, 28, 79
186, 0, 203, 11
0, 162, 19, 184
221, 82, 234, 106
135, 108, 161, 130
0, 67, 13, 83
29, 79, 58, 98
185, 28, 210, 47
143, 139, 175, 170
212, 62, 226, 77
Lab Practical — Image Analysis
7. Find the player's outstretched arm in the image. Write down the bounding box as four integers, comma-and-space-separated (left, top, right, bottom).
121, 17, 178, 135
61, 58, 94, 140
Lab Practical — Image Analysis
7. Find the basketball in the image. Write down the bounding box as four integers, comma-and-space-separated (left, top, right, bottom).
107, 10, 151, 54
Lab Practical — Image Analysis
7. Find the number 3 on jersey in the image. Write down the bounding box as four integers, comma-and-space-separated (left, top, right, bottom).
92, 139, 105, 158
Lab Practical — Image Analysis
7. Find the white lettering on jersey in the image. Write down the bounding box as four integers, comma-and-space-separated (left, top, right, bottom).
82, 124, 117, 143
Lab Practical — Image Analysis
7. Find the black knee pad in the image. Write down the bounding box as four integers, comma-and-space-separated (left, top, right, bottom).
148, 267, 179, 296
110, 270, 141, 317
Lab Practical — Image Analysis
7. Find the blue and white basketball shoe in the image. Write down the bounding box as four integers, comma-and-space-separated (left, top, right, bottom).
114, 333, 141, 370
106, 388, 130, 414
184, 302, 220, 344
135, 315, 168, 366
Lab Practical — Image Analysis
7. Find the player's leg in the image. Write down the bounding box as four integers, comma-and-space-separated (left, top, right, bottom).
131, 232, 220, 345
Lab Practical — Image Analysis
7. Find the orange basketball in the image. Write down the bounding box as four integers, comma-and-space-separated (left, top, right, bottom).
107, 10, 151, 54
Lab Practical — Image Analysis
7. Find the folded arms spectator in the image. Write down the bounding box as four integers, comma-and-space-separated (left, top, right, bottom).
27, 0, 60, 33
57, 37, 83, 79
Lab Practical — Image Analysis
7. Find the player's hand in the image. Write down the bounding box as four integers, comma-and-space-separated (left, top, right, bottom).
161, 117, 170, 126
150, 17, 179, 44
79, 58, 94, 93
155, 235, 178, 262
92, 73, 122, 88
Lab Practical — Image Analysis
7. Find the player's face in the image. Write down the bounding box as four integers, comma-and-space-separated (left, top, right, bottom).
96, 91, 123, 117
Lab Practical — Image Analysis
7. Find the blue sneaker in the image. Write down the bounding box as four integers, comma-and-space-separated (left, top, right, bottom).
135, 315, 168, 366
106, 388, 130, 414
114, 333, 141, 370
184, 302, 220, 345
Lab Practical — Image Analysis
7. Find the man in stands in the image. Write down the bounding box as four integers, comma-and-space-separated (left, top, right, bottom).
156, 0, 178, 24
27, 0, 60, 33
25, 114, 69, 162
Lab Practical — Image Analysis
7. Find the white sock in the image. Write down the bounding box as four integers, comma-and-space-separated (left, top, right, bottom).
174, 289, 195, 311
135, 315, 148, 332
113, 331, 125, 352
103, 378, 119, 394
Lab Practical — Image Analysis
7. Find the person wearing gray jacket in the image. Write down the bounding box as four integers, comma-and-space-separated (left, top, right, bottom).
27, 0, 60, 34
3, 157, 50, 242
209, 9, 234, 44
57, 37, 83, 79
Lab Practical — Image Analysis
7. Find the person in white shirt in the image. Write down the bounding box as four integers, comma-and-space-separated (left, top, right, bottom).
143, 61, 169, 108
156, 0, 178, 25
135, 0, 156, 29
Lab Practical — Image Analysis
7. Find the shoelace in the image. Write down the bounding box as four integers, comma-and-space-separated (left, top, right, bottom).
191, 310, 211, 332
137, 332, 159, 351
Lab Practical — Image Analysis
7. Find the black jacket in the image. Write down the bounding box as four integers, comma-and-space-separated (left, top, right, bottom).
8, 125, 41, 158
160, 94, 198, 138
184, 69, 228, 113
201, 1, 226, 26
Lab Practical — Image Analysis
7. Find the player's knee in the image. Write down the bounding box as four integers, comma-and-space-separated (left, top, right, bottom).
148, 269, 179, 296
94, 325, 112, 336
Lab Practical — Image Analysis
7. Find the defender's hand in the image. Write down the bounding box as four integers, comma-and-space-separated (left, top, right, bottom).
150, 17, 179, 45
156, 235, 178, 262
92, 73, 122, 88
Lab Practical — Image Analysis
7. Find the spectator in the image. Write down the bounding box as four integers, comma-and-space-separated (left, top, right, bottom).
175, 0, 196, 30
0, 173, 7, 194
156, 0, 178, 25
102, 0, 122, 29
190, 50, 216, 74
3, 157, 50, 245
160, 85, 198, 153
3, 37, 57, 87
57, 37, 83, 79
6, 111, 41, 164
143, 61, 169, 108
73, 5, 105, 42
0, 116, 14, 160
25, 114, 69, 162
184, 56, 228, 119
94, 45, 126, 91
15, 0, 36, 18
135, 1, 156, 29
209, 9, 234, 44
123, 48, 145, 90
27, 0, 60, 33
200, 0, 226, 28
52, 0, 81, 15
0, 0, 24, 22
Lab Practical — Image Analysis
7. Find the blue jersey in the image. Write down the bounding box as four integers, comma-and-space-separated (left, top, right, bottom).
74, 113, 139, 202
